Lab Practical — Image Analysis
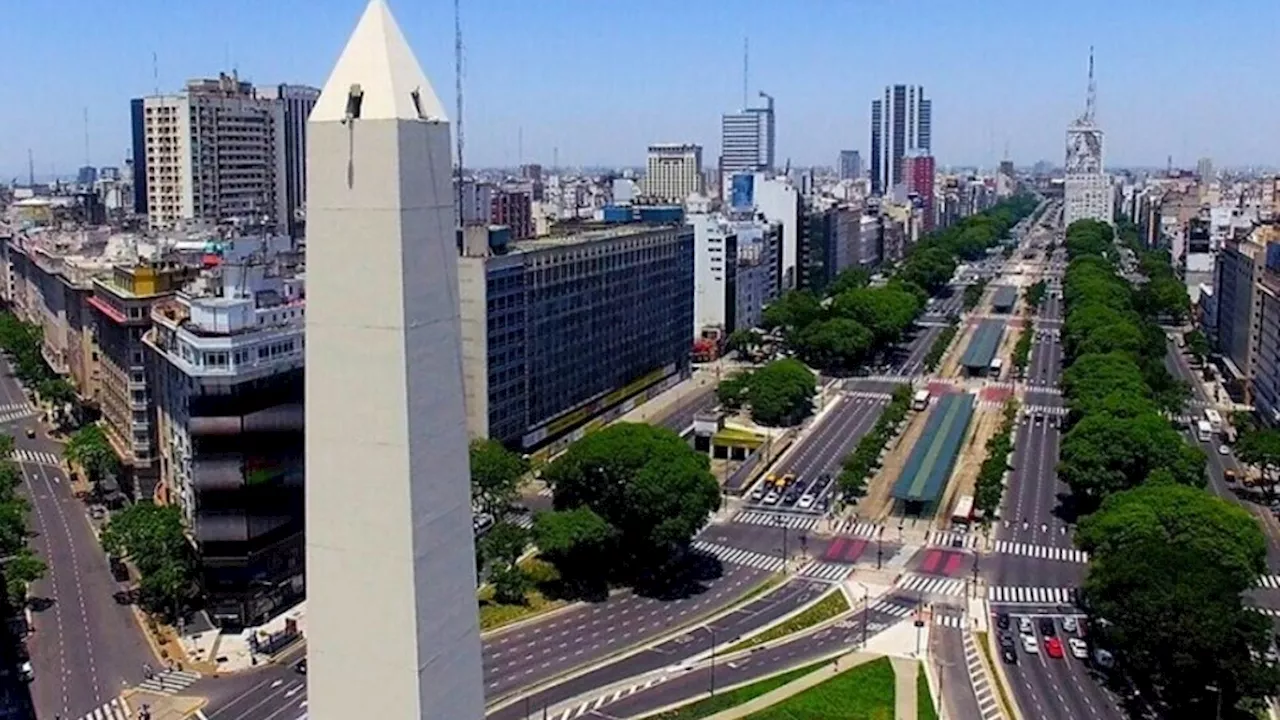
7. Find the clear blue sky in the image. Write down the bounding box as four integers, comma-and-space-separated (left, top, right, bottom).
1, 0, 1275, 179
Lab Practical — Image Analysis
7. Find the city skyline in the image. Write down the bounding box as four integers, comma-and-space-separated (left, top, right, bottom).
3, 0, 1278, 179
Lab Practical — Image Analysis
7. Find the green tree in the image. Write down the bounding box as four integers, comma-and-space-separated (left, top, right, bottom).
479, 520, 530, 604
65, 424, 120, 483
1058, 411, 1206, 506
532, 506, 615, 593
1024, 280, 1047, 308
100, 503, 198, 620
716, 372, 752, 411
962, 280, 987, 311
2, 548, 45, 608
469, 439, 528, 520
0, 435, 12, 461
725, 329, 757, 358
830, 286, 921, 346
1184, 329, 1210, 365
793, 318, 873, 371
1076, 483, 1279, 715
540, 424, 720, 583
761, 290, 823, 336
826, 267, 871, 297
744, 358, 816, 426
1236, 428, 1280, 486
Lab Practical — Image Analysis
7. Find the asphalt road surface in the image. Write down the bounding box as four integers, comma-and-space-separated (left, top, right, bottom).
198, 564, 769, 720
1000, 611, 1124, 720
929, 619, 984, 720
657, 385, 717, 436
0, 362, 152, 720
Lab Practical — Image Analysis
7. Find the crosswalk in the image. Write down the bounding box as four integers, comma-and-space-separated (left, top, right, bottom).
799, 561, 853, 583
1023, 404, 1068, 417
848, 390, 894, 401
933, 613, 966, 629
1258, 575, 1280, 589
898, 573, 966, 597
0, 402, 35, 425
732, 510, 821, 531
926, 530, 980, 549
137, 668, 201, 694
75, 699, 131, 720
691, 541, 786, 573
987, 586, 1079, 605
992, 540, 1089, 564
549, 674, 668, 719
12, 448, 60, 466
964, 630, 1005, 720
511, 513, 534, 530
868, 597, 918, 618
830, 519, 881, 537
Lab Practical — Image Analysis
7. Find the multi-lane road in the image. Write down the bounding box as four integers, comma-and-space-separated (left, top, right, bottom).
0, 361, 153, 720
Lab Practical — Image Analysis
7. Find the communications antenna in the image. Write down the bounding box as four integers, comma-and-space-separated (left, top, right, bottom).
742, 37, 749, 108
83, 107, 91, 168
454, 0, 466, 224
1084, 46, 1096, 123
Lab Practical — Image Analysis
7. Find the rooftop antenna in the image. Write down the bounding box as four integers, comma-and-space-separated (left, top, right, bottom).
152, 51, 159, 95
742, 37, 749, 109
1084, 46, 1096, 123
517, 126, 523, 169
83, 107, 91, 168
454, 0, 467, 225
27, 149, 33, 188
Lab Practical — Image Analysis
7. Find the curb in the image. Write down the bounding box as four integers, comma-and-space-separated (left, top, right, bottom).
485, 572, 788, 713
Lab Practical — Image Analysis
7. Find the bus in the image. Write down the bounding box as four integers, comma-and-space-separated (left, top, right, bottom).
1204, 409, 1223, 434
912, 389, 930, 411
1196, 420, 1213, 442
990, 357, 1003, 379
951, 494, 975, 525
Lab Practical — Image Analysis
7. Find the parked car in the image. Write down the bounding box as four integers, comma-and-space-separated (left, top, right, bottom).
1062, 616, 1078, 634
1069, 638, 1089, 660
1019, 617, 1034, 635
1021, 635, 1039, 654
996, 612, 1010, 630
1038, 617, 1056, 636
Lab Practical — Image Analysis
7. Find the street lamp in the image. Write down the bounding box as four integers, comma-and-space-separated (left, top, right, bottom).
696, 625, 717, 696
854, 582, 870, 649
876, 525, 884, 570
775, 515, 788, 570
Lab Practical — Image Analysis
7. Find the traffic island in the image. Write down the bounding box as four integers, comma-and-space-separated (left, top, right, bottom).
119, 690, 207, 720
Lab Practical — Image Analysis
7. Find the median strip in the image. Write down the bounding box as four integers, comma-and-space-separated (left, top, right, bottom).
724, 588, 850, 653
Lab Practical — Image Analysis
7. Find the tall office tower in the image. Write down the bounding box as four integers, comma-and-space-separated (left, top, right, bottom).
129, 98, 148, 214
869, 85, 931, 196
1063, 49, 1113, 226
902, 152, 936, 231
644, 143, 703, 202
1197, 157, 1214, 183
720, 92, 775, 175
838, 150, 862, 181
304, 1, 484, 719
260, 84, 321, 237
142, 72, 288, 230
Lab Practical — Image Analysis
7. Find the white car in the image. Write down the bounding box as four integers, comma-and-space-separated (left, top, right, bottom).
1019, 617, 1034, 635
1062, 616, 1078, 634
750, 485, 767, 501
1219, 445, 1231, 456
763, 490, 780, 505
1021, 635, 1039, 654
797, 493, 815, 509
1068, 638, 1089, 659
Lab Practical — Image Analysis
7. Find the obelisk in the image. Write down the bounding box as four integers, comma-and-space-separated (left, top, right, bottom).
303, 1, 484, 718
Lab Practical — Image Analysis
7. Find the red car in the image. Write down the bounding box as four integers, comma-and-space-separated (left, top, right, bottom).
1045, 637, 1065, 659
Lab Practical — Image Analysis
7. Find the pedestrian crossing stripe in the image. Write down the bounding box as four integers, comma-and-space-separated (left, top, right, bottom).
136, 668, 201, 694
1023, 405, 1068, 417
830, 519, 881, 538
551, 673, 668, 719
868, 598, 916, 618
0, 407, 36, 424
1258, 575, 1280, 589
1251, 606, 1280, 617
0, 403, 35, 414
11, 448, 59, 466
691, 541, 786, 573
732, 511, 820, 531
897, 573, 966, 597
933, 614, 965, 629
992, 540, 1088, 564
511, 514, 533, 530
799, 561, 852, 582
848, 391, 893, 401
76, 698, 131, 720
987, 586, 1078, 605
925, 530, 980, 549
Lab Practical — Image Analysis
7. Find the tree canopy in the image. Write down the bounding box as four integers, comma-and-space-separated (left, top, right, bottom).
537, 424, 720, 588
717, 359, 816, 426
65, 424, 120, 485
1077, 483, 1278, 716
100, 503, 198, 620
469, 439, 527, 520
0, 437, 44, 608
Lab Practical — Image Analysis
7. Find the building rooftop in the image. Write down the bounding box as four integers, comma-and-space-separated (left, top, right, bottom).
991, 285, 1018, 311
513, 222, 683, 252
892, 392, 974, 504
960, 319, 1006, 369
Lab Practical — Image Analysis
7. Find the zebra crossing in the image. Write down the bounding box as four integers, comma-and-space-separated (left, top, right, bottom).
830, 519, 881, 537
992, 540, 1089, 564
868, 597, 917, 618
511, 513, 534, 530
0, 402, 35, 424
987, 586, 1079, 605
964, 630, 1006, 720
848, 390, 894, 401
549, 674, 668, 719
933, 613, 966, 629
75, 698, 131, 720
137, 668, 201, 694
799, 561, 853, 583
12, 448, 60, 466
731, 511, 820, 531
1257, 575, 1280, 589
1023, 404, 1068, 417
897, 573, 966, 597
691, 541, 786, 573
926, 530, 980, 549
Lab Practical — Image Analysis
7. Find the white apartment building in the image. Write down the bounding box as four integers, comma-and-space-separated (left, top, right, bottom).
143, 73, 288, 231
691, 214, 779, 337
644, 144, 703, 202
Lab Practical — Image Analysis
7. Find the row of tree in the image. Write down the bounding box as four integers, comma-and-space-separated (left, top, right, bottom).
0, 435, 46, 609
717, 358, 817, 427
1024, 280, 1047, 309
65, 424, 120, 485
923, 320, 958, 372
1059, 219, 1279, 714
962, 279, 987, 311
974, 400, 1018, 517
0, 312, 76, 413
100, 503, 198, 621
1011, 320, 1033, 374
835, 385, 913, 501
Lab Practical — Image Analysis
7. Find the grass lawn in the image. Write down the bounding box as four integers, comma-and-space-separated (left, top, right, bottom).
744, 656, 896, 719
726, 590, 850, 653
917, 662, 938, 720
649, 658, 832, 720
478, 557, 568, 631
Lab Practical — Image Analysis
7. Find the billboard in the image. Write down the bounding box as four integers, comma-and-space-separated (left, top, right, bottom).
730, 173, 755, 212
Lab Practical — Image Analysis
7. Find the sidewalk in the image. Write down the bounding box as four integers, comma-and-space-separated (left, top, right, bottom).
701, 651, 879, 720
120, 690, 206, 720
891, 657, 919, 720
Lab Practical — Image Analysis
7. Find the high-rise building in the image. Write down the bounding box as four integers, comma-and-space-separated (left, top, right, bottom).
838, 150, 862, 181
260, 84, 320, 237
902, 152, 936, 231
130, 98, 148, 215
458, 221, 694, 457
1063, 50, 1113, 226
1197, 157, 1214, 183
491, 188, 533, 239
643, 143, 703, 202
141, 72, 288, 231
148, 235, 304, 627
304, 1, 485, 718
870, 85, 931, 196
720, 93, 775, 175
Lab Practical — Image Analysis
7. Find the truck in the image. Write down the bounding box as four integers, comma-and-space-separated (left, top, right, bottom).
951, 494, 975, 525
1196, 420, 1213, 442
912, 389, 930, 411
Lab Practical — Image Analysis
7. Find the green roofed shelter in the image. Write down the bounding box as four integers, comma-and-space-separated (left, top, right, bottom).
991, 285, 1017, 313
892, 392, 975, 505
960, 319, 1005, 371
